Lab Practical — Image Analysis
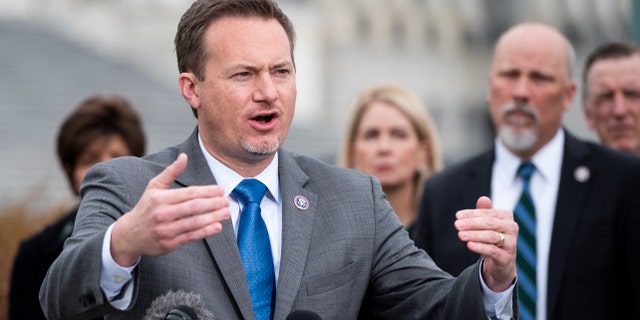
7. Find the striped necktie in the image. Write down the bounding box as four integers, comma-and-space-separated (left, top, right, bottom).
233, 179, 275, 320
514, 162, 536, 320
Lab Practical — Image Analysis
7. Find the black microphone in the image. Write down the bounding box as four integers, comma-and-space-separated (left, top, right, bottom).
165, 305, 198, 320
286, 310, 323, 320
142, 290, 214, 320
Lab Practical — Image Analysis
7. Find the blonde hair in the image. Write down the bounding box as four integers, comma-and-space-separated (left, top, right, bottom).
338, 84, 443, 203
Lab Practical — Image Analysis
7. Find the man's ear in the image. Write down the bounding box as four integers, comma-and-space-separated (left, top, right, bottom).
178, 72, 201, 109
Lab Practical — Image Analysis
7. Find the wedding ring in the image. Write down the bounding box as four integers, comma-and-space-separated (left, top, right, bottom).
496, 232, 505, 247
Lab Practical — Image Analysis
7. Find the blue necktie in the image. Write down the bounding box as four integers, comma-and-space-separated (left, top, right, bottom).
514, 162, 536, 320
233, 179, 275, 320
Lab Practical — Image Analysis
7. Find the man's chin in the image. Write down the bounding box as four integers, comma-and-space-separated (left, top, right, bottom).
611, 141, 636, 153
242, 139, 281, 155
499, 127, 537, 152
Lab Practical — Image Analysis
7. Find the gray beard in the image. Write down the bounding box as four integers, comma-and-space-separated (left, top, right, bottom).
241, 138, 281, 155
498, 102, 539, 152
499, 125, 537, 152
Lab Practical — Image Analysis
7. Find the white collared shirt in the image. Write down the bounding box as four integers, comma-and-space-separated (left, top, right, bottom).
198, 135, 282, 282
492, 128, 564, 320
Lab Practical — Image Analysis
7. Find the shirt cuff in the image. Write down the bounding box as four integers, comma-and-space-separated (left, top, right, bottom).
479, 259, 516, 319
101, 223, 139, 308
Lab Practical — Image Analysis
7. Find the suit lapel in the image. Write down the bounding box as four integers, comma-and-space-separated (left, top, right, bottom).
175, 128, 255, 319
454, 152, 494, 264
272, 151, 317, 320
546, 132, 591, 318
204, 220, 254, 319
465, 151, 494, 202
456, 151, 494, 210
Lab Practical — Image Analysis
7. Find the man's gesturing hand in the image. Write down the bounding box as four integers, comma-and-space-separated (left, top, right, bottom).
111, 153, 230, 267
455, 196, 518, 292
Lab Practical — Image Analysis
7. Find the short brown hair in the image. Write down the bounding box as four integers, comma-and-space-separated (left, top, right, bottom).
56, 94, 146, 192
174, 0, 296, 81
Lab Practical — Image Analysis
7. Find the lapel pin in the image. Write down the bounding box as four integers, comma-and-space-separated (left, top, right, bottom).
294, 195, 309, 210
573, 166, 590, 183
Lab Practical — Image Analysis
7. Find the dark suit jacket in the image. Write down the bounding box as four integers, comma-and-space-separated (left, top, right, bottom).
9, 207, 76, 320
40, 128, 509, 320
413, 129, 640, 319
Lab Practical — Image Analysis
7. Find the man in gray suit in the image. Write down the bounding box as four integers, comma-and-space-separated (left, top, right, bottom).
40, 1, 519, 319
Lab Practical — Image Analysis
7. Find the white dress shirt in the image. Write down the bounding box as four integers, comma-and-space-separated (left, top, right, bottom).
491, 129, 564, 320
199, 136, 282, 282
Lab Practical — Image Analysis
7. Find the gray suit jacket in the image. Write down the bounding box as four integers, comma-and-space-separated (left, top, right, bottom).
41, 128, 503, 320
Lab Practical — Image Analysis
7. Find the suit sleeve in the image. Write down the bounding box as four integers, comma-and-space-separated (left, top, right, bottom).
358, 176, 490, 319
40, 162, 138, 319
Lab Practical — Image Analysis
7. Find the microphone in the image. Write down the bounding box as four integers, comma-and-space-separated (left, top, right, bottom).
142, 290, 214, 320
286, 310, 323, 320
165, 305, 198, 320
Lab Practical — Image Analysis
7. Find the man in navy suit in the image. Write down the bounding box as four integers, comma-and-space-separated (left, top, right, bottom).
413, 22, 640, 320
